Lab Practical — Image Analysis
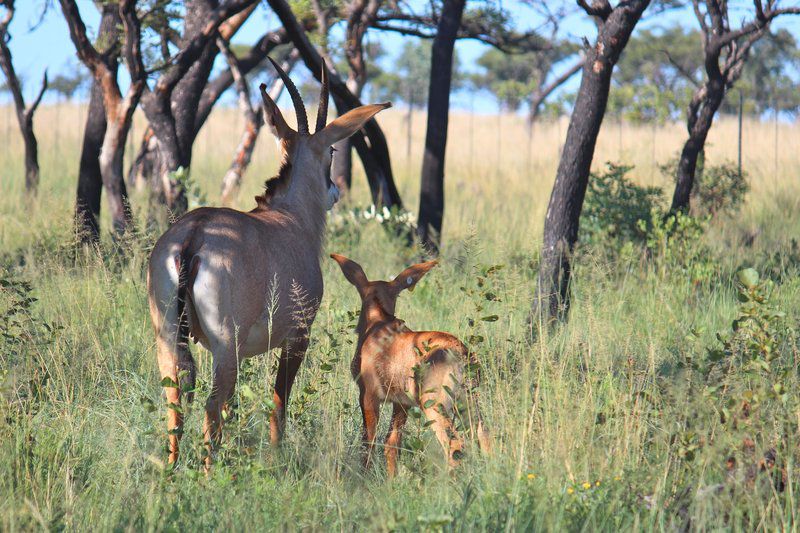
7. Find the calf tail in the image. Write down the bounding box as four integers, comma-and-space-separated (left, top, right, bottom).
175, 244, 199, 404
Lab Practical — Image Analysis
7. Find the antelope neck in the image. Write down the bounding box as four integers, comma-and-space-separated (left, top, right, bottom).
357, 300, 396, 338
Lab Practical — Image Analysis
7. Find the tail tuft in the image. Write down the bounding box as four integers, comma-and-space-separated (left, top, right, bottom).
175, 251, 198, 404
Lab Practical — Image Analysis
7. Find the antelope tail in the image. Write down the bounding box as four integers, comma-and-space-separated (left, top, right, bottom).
175, 243, 199, 404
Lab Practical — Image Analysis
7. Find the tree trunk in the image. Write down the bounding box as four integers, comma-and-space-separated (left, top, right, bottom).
20, 113, 40, 193
331, 75, 363, 194
0, 25, 46, 195
218, 48, 292, 206
534, 1, 650, 324
416, 0, 465, 255
671, 79, 725, 212
220, 122, 259, 206
75, 81, 107, 244
98, 120, 133, 234
266, 0, 403, 210
74, 3, 121, 243
134, 0, 256, 217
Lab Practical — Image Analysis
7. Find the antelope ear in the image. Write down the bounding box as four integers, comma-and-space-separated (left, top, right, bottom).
312, 103, 391, 148
260, 83, 295, 140
330, 254, 369, 291
392, 260, 438, 293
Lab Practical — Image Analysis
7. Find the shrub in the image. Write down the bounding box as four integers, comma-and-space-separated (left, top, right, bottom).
660, 155, 749, 218
640, 209, 716, 285
677, 269, 798, 494
581, 162, 664, 250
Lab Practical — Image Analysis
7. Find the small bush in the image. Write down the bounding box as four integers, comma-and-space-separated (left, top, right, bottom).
675, 269, 798, 498
660, 155, 749, 218
640, 209, 716, 285
581, 162, 664, 251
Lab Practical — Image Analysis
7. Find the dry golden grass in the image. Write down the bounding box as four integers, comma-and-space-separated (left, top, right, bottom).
1, 102, 798, 252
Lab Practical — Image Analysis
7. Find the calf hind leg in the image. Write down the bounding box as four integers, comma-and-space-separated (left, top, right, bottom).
384, 404, 407, 477
423, 403, 464, 469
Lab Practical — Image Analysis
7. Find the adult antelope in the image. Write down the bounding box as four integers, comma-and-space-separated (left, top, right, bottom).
147, 59, 390, 465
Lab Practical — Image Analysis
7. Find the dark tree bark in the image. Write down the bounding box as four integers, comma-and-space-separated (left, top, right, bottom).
534, 0, 650, 324
60, 0, 143, 235
75, 4, 121, 244
127, 0, 257, 216
133, 0, 258, 216
0, 0, 47, 195
330, 0, 381, 194
416, 0, 465, 254
670, 0, 800, 212
76, 82, 109, 243
128, 26, 292, 192
267, 0, 403, 209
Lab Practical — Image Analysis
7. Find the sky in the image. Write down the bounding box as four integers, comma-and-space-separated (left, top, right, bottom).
3, 1, 800, 114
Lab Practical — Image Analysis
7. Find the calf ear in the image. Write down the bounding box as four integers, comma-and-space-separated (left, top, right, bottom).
392, 260, 438, 293
313, 103, 391, 148
260, 83, 295, 141
330, 254, 369, 291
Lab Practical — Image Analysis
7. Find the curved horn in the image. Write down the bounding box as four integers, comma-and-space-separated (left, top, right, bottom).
315, 61, 329, 133
268, 56, 308, 135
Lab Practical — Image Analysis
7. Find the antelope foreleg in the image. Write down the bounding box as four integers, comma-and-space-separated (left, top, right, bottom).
359, 385, 381, 470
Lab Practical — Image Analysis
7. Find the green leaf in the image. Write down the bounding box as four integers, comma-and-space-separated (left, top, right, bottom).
160, 377, 179, 389
166, 402, 183, 414
481, 315, 499, 322
737, 268, 759, 289
423, 399, 436, 409
467, 334, 484, 345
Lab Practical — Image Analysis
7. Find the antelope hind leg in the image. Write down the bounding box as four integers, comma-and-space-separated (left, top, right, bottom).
156, 335, 184, 464
203, 351, 239, 468
270, 331, 310, 445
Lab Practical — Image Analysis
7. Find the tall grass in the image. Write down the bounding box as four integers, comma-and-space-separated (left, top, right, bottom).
1, 103, 799, 530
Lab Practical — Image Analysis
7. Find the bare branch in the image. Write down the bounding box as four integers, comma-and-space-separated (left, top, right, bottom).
692, 0, 708, 32
577, 0, 612, 21
27, 70, 48, 117
374, 10, 546, 52
118, 0, 145, 121
58, 0, 103, 72
660, 49, 701, 88
152, 0, 260, 96
717, 6, 800, 49
195, 27, 292, 134
216, 36, 257, 121
529, 56, 583, 120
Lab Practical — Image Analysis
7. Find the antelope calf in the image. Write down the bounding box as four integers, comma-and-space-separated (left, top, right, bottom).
330, 254, 490, 476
